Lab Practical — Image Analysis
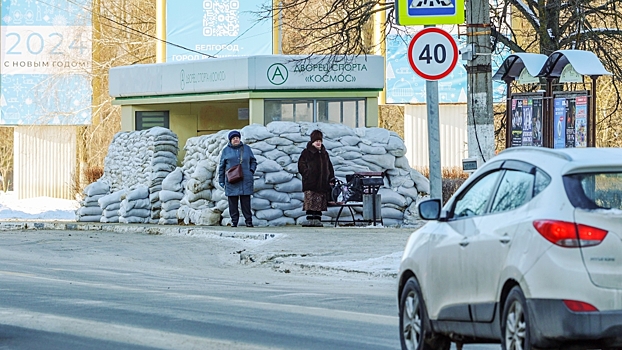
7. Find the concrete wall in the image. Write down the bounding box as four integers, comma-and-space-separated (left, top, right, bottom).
404, 104, 468, 169
14, 126, 77, 199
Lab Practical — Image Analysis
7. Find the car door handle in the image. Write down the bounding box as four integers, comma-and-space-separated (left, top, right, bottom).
459, 240, 470, 247
499, 237, 511, 244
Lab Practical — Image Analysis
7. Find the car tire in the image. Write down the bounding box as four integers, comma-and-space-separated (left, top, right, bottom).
501, 286, 531, 350
399, 277, 451, 350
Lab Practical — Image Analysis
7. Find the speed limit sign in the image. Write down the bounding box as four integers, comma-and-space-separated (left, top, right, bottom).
408, 27, 459, 81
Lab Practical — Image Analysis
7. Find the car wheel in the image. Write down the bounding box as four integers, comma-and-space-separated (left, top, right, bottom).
502, 286, 531, 350
399, 277, 450, 350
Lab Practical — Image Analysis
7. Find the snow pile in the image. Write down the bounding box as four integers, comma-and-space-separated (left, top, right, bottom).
179, 122, 429, 227
0, 192, 78, 221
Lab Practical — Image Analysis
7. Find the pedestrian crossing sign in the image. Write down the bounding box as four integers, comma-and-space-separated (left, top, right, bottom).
395, 0, 465, 25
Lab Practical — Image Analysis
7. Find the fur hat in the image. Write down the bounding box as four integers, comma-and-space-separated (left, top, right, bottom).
228, 130, 241, 142
310, 130, 323, 143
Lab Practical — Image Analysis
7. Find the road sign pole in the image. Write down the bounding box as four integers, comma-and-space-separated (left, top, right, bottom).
407, 26, 458, 204
426, 78, 442, 202
423, 25, 442, 203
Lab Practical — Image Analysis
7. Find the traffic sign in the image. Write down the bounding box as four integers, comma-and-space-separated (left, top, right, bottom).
407, 27, 458, 80
395, 0, 465, 25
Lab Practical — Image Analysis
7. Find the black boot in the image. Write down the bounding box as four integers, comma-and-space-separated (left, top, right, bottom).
302, 214, 315, 227
312, 215, 323, 227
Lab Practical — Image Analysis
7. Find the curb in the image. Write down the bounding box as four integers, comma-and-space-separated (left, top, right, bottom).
0, 221, 278, 241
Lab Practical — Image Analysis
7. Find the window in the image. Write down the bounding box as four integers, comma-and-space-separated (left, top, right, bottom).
265, 99, 366, 127
564, 172, 622, 210
135, 111, 169, 130
490, 170, 534, 213
533, 169, 551, 196
452, 171, 502, 218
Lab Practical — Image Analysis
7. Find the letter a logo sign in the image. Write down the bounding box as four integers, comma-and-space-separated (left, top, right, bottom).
267, 63, 289, 85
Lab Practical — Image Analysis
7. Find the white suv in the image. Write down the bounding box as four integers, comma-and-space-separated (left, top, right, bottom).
398, 147, 622, 350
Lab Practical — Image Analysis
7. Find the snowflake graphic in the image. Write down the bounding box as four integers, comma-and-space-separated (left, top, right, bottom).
52, 14, 67, 26
13, 82, 24, 94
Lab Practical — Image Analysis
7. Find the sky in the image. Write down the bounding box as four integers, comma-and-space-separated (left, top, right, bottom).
0, 192, 78, 221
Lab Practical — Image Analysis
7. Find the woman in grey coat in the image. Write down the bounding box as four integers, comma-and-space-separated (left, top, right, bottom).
218, 130, 257, 227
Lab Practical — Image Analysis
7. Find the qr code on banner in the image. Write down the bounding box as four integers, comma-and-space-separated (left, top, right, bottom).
203, 0, 240, 37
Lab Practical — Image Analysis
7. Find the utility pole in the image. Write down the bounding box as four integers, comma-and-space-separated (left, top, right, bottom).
466, 0, 495, 163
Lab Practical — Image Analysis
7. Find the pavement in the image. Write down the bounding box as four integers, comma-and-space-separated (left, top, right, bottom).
0, 220, 421, 279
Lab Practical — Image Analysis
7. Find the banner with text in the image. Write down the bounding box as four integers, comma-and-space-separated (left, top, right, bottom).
166, 0, 272, 61
1, 0, 92, 125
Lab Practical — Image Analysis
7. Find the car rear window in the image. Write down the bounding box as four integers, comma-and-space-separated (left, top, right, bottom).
563, 172, 622, 210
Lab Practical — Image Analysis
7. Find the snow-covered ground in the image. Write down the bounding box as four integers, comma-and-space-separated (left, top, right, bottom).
0, 191, 412, 277
0, 191, 78, 221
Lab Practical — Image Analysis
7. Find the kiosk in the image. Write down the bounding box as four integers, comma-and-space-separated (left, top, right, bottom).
493, 50, 611, 148
109, 55, 385, 162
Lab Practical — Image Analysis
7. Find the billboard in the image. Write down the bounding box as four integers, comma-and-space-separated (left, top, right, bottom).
575, 96, 588, 147
553, 94, 588, 149
1, 0, 92, 125
166, 0, 272, 61
386, 31, 508, 104
510, 96, 544, 148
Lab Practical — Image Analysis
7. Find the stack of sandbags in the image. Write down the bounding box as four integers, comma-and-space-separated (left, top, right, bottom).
76, 180, 109, 222
118, 185, 151, 224
158, 168, 184, 225
147, 128, 179, 223
76, 127, 180, 224
102, 131, 151, 191
81, 122, 429, 227
178, 132, 227, 226
178, 122, 429, 227
98, 189, 127, 223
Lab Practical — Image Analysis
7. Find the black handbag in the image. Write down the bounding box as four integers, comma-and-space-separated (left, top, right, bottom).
226, 147, 244, 184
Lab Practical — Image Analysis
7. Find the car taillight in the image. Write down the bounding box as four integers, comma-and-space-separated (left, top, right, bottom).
533, 220, 608, 248
563, 300, 599, 312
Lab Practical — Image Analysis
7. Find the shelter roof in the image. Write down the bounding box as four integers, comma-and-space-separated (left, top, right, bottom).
536, 50, 611, 77
492, 53, 548, 81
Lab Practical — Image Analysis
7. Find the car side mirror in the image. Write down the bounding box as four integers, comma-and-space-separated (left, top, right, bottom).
418, 199, 442, 220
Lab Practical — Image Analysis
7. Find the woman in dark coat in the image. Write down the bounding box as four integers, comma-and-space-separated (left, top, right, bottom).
297, 130, 335, 227
218, 130, 257, 227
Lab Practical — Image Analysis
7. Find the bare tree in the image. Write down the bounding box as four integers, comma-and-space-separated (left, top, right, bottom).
87, 0, 157, 167
0, 127, 13, 193
260, 0, 622, 146
262, 0, 394, 56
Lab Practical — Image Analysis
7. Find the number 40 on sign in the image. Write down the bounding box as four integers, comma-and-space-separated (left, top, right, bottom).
407, 27, 459, 81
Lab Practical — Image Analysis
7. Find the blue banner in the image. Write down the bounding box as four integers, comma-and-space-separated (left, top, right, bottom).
1, 0, 92, 125
166, 0, 272, 61
553, 98, 567, 149
386, 33, 508, 104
